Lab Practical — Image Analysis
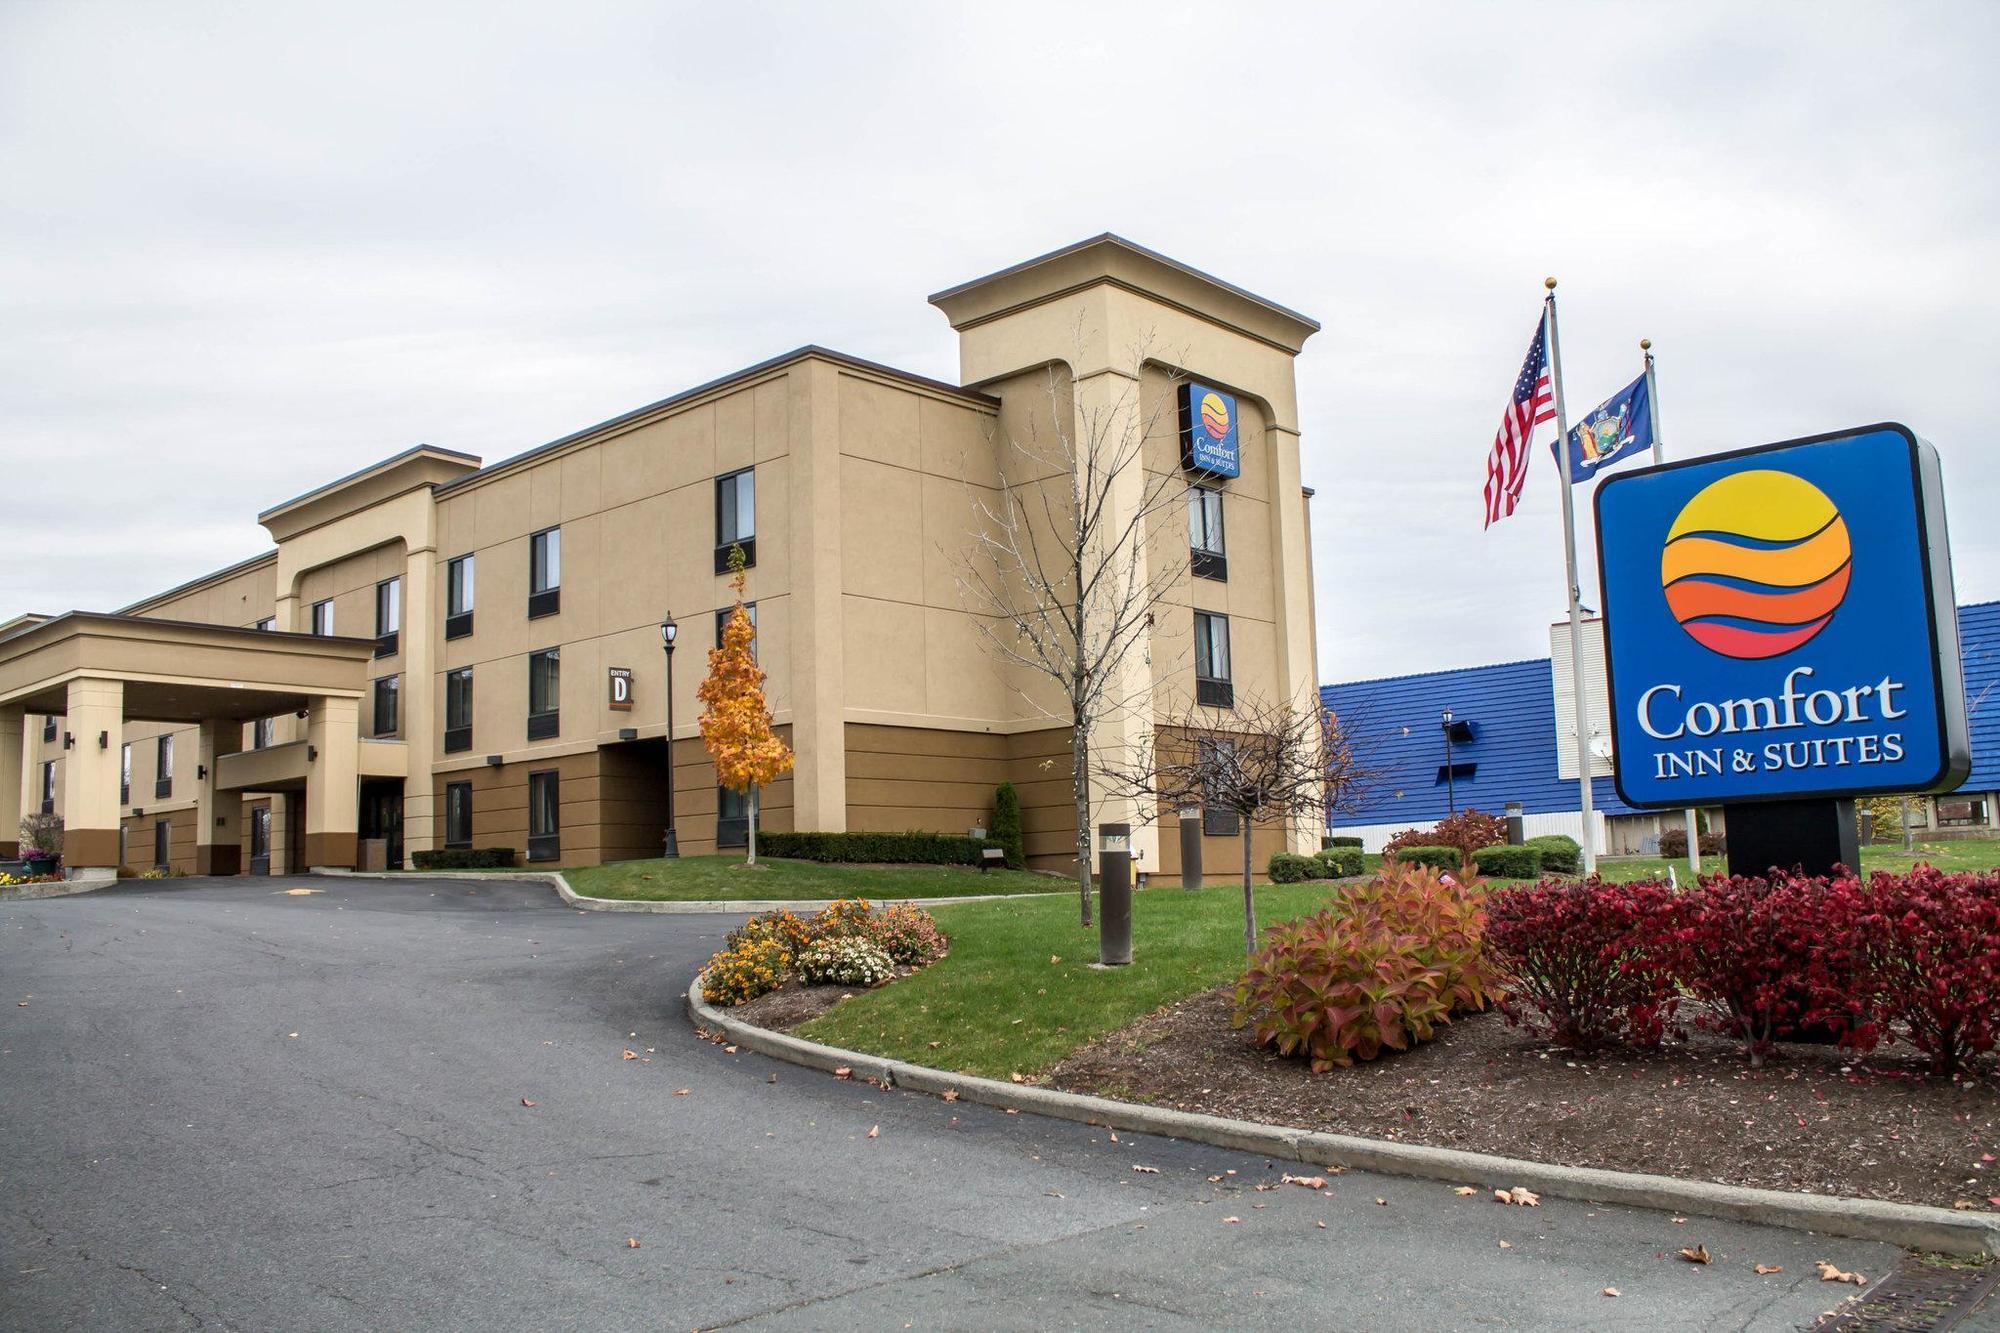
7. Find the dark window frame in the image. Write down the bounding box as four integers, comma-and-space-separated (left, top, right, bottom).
253, 716, 274, 751
444, 781, 473, 849
42, 715, 56, 742
372, 674, 401, 739
444, 667, 474, 753
1189, 485, 1227, 581
310, 599, 334, 637
1194, 611, 1233, 709
528, 528, 561, 619
40, 760, 55, 814
714, 468, 756, 571
527, 648, 560, 741
1198, 737, 1242, 837
250, 805, 272, 860
153, 819, 170, 870
254, 616, 276, 633
716, 784, 754, 849
155, 733, 174, 799
526, 769, 560, 862
445, 554, 475, 639
374, 578, 401, 658
120, 743, 131, 805
715, 602, 758, 659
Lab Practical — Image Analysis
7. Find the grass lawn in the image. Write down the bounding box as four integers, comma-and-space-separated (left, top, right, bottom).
562, 854, 1065, 902
1592, 836, 2000, 884
797, 882, 1337, 1078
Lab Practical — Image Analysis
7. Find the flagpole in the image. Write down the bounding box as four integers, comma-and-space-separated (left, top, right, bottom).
1545, 278, 1598, 875
1643, 337, 1702, 876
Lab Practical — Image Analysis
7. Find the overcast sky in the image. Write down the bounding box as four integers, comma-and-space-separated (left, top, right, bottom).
4, 2, 1995, 681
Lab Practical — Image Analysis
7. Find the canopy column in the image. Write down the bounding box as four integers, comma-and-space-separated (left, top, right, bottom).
304, 695, 359, 871
195, 719, 245, 875
61, 677, 125, 881
0, 706, 22, 859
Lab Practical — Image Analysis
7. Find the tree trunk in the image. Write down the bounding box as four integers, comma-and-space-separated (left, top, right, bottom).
1241, 820, 1257, 957
746, 785, 758, 867
1071, 718, 1094, 927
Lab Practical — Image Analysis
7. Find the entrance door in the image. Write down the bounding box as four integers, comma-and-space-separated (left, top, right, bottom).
360, 780, 405, 870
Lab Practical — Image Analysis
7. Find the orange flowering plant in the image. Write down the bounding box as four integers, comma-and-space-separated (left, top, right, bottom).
698, 546, 794, 865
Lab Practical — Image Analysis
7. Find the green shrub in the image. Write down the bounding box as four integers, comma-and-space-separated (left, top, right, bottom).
1236, 863, 1495, 1070
1324, 835, 1364, 849
1471, 845, 1542, 879
411, 846, 517, 870
990, 783, 1026, 869
1525, 835, 1582, 875
1389, 844, 1459, 874
1316, 846, 1366, 878
757, 830, 1000, 866
1267, 852, 1321, 883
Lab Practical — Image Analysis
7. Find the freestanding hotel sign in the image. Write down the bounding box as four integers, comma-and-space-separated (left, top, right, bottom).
1596, 424, 1971, 872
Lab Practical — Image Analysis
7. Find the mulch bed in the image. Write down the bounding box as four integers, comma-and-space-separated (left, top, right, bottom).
727, 980, 857, 1030
1044, 987, 2000, 1212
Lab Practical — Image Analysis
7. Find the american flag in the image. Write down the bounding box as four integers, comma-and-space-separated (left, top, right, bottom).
1483, 316, 1556, 527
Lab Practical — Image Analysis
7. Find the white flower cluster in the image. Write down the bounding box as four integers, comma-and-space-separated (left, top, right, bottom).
796, 936, 897, 987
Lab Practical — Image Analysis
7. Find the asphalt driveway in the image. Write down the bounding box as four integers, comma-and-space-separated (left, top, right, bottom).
0, 875, 1897, 1330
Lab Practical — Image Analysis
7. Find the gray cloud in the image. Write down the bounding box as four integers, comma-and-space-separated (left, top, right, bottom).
3, 1, 1994, 680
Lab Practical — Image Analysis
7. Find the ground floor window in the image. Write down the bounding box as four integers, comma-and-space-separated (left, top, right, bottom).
250, 806, 272, 860
445, 781, 473, 848
1198, 737, 1242, 837
153, 819, 170, 870
40, 760, 55, 814
1935, 796, 1990, 828
527, 770, 560, 861
717, 785, 753, 849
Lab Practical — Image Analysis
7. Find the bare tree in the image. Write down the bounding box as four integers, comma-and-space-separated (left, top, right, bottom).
1108, 693, 1368, 956
955, 338, 1191, 926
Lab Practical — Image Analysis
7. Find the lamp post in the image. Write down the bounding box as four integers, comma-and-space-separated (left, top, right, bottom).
661, 615, 679, 859
1441, 708, 1457, 817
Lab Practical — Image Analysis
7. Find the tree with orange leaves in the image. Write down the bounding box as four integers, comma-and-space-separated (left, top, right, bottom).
698, 546, 793, 865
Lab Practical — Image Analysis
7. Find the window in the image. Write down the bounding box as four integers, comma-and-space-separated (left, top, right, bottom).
255, 616, 276, 632
253, 716, 274, 750
310, 600, 334, 636
1199, 737, 1241, 837
444, 781, 473, 848
153, 819, 170, 870
527, 648, 560, 740
250, 806, 272, 861
374, 578, 401, 657
1936, 796, 1990, 828
42, 715, 55, 742
120, 744, 132, 805
40, 760, 55, 815
527, 770, 560, 861
715, 468, 756, 571
445, 554, 475, 639
1194, 611, 1233, 708
529, 528, 561, 618
717, 785, 753, 849
444, 667, 474, 753
155, 734, 174, 798
1188, 485, 1227, 580
715, 602, 757, 660
372, 675, 400, 738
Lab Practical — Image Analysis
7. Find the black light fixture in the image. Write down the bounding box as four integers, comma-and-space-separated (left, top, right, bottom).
661, 614, 680, 860
62, 731, 74, 750
98, 731, 109, 750
197, 764, 208, 781
1441, 708, 1458, 817
306, 745, 318, 763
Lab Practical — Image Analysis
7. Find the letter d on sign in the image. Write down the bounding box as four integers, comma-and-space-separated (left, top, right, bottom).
608, 666, 634, 711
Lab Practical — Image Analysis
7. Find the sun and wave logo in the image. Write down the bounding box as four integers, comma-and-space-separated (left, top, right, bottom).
1659, 470, 1853, 660
1199, 391, 1231, 440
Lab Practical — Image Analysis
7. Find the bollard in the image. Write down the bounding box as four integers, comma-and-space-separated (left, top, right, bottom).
1178, 806, 1203, 890
1098, 823, 1133, 966
1504, 801, 1524, 846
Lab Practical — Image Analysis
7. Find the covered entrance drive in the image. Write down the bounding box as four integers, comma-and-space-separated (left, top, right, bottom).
0, 612, 376, 880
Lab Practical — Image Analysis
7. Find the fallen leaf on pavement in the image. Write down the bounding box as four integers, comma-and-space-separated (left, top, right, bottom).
1955, 1200, 1979, 1210
1494, 1188, 1540, 1207
942, 1090, 959, 1103
1109, 1133, 1118, 1143
1602, 1288, 1620, 1298
621, 1049, 638, 1060
1497, 1241, 1512, 1249
1282, 1174, 1327, 1190
1132, 1165, 1160, 1174
626, 1238, 641, 1249
833, 1067, 852, 1080
674, 1088, 691, 1096
1816, 1261, 1866, 1285
1374, 1197, 1388, 1206
1755, 1264, 1782, 1276
1004, 1108, 1018, 1116
1207, 1175, 1224, 1183
867, 1125, 880, 1139
1316, 1220, 1327, 1229
723, 1045, 738, 1054
1679, 1245, 1711, 1265
521, 1098, 537, 1107
1453, 1186, 1479, 1196
1222, 1216, 1241, 1224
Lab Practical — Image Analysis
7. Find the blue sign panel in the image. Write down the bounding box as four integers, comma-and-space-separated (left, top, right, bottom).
1179, 381, 1241, 478
1595, 424, 1970, 808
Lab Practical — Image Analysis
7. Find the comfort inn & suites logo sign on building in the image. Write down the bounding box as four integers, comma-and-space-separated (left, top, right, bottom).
1596, 424, 1971, 807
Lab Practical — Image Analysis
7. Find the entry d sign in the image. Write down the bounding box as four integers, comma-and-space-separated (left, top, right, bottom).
608, 667, 633, 711
1596, 423, 1971, 808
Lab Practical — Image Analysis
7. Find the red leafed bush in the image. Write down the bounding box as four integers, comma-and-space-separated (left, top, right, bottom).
1859, 866, 2000, 1076
1665, 871, 1877, 1065
1384, 810, 1509, 865
1656, 828, 1726, 859
1485, 877, 1680, 1052
1235, 864, 1496, 1071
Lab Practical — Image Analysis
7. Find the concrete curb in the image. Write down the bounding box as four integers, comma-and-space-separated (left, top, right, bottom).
686, 968, 2000, 1258
327, 867, 1055, 914
0, 876, 114, 902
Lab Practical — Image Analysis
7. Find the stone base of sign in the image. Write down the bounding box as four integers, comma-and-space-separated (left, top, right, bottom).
1724, 796, 1859, 877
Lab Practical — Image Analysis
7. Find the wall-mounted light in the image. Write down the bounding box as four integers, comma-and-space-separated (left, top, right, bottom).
98, 731, 109, 750
197, 764, 208, 781
485, 754, 503, 767
62, 731, 74, 750
306, 745, 318, 763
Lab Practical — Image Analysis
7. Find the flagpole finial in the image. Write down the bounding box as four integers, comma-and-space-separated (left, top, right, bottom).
1544, 276, 1557, 290
1640, 338, 1652, 351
